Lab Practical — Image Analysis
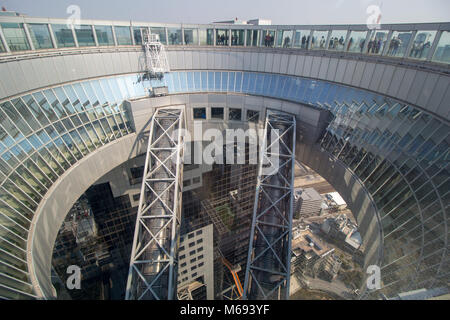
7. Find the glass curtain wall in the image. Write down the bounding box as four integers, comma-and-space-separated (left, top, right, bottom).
432, 31, 450, 64
0, 23, 30, 51
75, 25, 95, 47
328, 30, 347, 51
347, 31, 367, 53
114, 26, 132, 45
293, 30, 310, 49
386, 31, 413, 57
28, 24, 53, 49
184, 28, 198, 45
52, 24, 76, 48
95, 25, 114, 46
409, 31, 437, 60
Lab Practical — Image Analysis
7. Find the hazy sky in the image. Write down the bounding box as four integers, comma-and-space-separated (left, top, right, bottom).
1, 0, 449, 25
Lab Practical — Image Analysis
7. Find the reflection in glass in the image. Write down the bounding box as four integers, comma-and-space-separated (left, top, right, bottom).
311, 31, 328, 49
231, 30, 244, 46
409, 31, 436, 60
95, 25, 114, 46
151, 27, 166, 44
52, 24, 75, 47
115, 26, 132, 45
168, 28, 182, 45
261, 30, 275, 47
184, 28, 198, 45
386, 31, 413, 57
432, 31, 450, 64
199, 29, 213, 45
277, 30, 293, 48
347, 31, 367, 53
0, 23, 30, 51
28, 24, 53, 49
367, 30, 388, 54
293, 30, 310, 49
75, 25, 95, 47
328, 30, 347, 51
133, 27, 148, 45
216, 29, 229, 46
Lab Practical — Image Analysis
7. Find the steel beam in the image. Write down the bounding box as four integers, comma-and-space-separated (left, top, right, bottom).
243, 110, 296, 300
125, 107, 185, 300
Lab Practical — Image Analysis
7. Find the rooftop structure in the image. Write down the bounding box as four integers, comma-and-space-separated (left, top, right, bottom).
0, 11, 448, 301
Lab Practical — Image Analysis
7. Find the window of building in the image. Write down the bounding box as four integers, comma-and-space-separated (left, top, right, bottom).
197, 239, 203, 244
193, 177, 200, 184
190, 258, 196, 263
197, 247, 203, 253
231, 30, 244, 46
409, 31, 436, 60
189, 250, 196, 255
347, 31, 367, 53
432, 31, 450, 64
191, 266, 197, 271
192, 272, 198, 278
188, 233, 194, 239
276, 30, 293, 48
150, 27, 167, 44
261, 30, 275, 47
132, 194, 140, 201
179, 246, 185, 251
367, 30, 389, 54
211, 107, 224, 119
193, 108, 206, 119
168, 28, 182, 45
0, 23, 30, 51
229, 108, 242, 121
115, 26, 132, 45
75, 25, 96, 47
189, 242, 195, 248
52, 24, 76, 47
311, 30, 329, 49
199, 29, 214, 45
216, 29, 229, 46
184, 28, 198, 45
198, 254, 204, 260
247, 110, 259, 122
180, 262, 187, 268
386, 31, 413, 57
328, 30, 347, 51
198, 262, 204, 268
28, 24, 53, 49
196, 230, 203, 236
293, 29, 310, 49
179, 254, 186, 260
129, 166, 144, 185
95, 25, 114, 46
183, 179, 191, 187
133, 27, 148, 45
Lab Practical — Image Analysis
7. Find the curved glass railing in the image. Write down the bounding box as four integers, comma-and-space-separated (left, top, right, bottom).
0, 70, 448, 299
0, 16, 449, 65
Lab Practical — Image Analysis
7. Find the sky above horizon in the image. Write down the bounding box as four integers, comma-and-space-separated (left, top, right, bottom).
1, 0, 449, 25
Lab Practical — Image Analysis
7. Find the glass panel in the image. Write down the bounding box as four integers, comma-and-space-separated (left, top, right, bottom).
193, 108, 206, 119
293, 30, 310, 48
409, 31, 436, 60
216, 29, 229, 46
211, 107, 224, 119
328, 30, 347, 51
150, 27, 166, 44
367, 30, 388, 54
52, 24, 75, 47
229, 108, 242, 121
231, 29, 245, 46
114, 26, 132, 45
184, 28, 198, 45
75, 25, 95, 47
276, 30, 293, 48
386, 31, 413, 57
347, 31, 367, 53
95, 25, 114, 46
311, 31, 328, 49
28, 24, 53, 49
133, 27, 148, 45
261, 30, 275, 47
432, 31, 450, 64
199, 29, 213, 45
168, 28, 182, 45
0, 23, 30, 51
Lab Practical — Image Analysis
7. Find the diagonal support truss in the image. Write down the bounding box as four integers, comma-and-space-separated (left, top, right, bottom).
125, 107, 185, 300
243, 110, 296, 300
